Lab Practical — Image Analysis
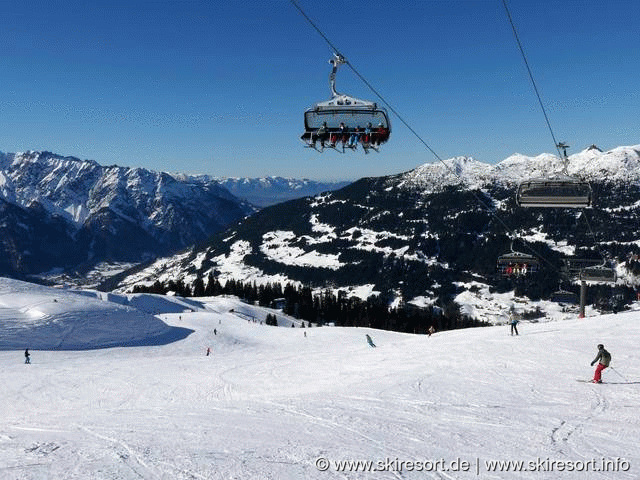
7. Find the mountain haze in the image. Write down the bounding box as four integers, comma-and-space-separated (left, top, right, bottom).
212, 176, 351, 207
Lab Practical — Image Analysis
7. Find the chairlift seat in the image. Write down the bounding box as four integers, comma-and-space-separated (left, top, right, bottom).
497, 251, 539, 275
579, 266, 616, 283
516, 177, 592, 208
551, 290, 578, 304
301, 55, 391, 150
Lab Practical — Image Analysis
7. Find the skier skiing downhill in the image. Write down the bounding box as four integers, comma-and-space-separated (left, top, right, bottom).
590, 344, 611, 383
366, 334, 376, 348
510, 316, 519, 336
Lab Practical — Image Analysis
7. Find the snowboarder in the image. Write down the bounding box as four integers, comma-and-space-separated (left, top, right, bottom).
510, 316, 519, 336
590, 344, 611, 383
428, 326, 436, 337
366, 334, 376, 348
24, 349, 30, 364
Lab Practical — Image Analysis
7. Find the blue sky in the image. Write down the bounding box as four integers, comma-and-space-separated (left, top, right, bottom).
1, 0, 638, 180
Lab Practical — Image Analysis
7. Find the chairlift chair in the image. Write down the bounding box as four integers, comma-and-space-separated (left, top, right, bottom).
516, 178, 593, 208
516, 143, 593, 208
551, 289, 578, 304
561, 257, 602, 276
579, 265, 616, 283
496, 250, 539, 276
301, 55, 391, 151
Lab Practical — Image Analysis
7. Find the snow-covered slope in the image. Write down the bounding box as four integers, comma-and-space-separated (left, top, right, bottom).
0, 278, 190, 350
1, 278, 639, 479
397, 155, 495, 191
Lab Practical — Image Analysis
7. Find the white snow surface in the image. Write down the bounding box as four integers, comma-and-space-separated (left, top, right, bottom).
2, 277, 640, 479
260, 230, 343, 270
397, 144, 640, 192
0, 278, 185, 350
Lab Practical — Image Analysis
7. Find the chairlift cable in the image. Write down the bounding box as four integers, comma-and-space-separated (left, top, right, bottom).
347, 62, 443, 160
503, 0, 607, 270
501, 0, 563, 160
580, 209, 607, 264
290, 0, 561, 274
502, 0, 604, 275
289, 0, 344, 59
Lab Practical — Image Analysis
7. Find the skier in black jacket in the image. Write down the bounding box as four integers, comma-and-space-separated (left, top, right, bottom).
590, 344, 611, 383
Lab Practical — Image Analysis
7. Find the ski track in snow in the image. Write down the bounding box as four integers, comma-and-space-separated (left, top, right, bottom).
1, 281, 640, 479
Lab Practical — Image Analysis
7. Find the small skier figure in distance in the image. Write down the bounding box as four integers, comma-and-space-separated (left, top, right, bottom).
590, 344, 611, 383
366, 334, 376, 348
510, 316, 519, 336
428, 326, 436, 337
206, 347, 211, 356
24, 348, 31, 364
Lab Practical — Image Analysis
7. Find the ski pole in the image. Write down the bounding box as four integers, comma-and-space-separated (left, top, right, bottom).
609, 366, 628, 382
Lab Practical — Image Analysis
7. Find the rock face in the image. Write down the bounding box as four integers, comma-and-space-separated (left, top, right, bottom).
0, 150, 254, 276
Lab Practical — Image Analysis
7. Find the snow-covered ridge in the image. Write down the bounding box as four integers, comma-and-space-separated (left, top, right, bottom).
397, 144, 640, 192
0, 150, 243, 227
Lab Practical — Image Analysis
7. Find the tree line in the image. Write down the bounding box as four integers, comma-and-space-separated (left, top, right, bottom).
131, 273, 489, 334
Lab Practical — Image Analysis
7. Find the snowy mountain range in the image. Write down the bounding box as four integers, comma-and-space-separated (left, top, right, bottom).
0, 150, 254, 278
118, 144, 640, 317
395, 144, 640, 192
0, 149, 354, 283
175, 175, 351, 207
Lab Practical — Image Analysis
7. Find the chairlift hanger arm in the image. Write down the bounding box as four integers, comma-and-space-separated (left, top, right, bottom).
329, 54, 346, 98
